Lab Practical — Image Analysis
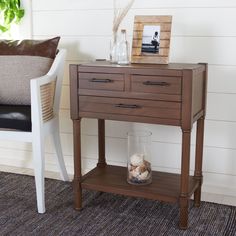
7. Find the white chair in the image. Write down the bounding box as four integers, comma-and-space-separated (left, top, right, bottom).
0, 49, 69, 213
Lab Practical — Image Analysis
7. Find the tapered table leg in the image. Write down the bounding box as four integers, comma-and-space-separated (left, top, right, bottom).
194, 117, 205, 207
179, 129, 191, 229
73, 119, 82, 210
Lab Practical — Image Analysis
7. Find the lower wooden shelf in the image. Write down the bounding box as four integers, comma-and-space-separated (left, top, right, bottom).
81, 165, 199, 203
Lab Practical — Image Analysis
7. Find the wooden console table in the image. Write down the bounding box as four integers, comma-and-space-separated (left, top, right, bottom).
70, 61, 207, 229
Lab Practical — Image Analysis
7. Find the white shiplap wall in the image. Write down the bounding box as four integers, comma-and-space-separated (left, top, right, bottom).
1, 0, 236, 197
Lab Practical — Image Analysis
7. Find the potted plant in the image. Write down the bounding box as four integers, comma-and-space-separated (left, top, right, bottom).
0, 0, 24, 33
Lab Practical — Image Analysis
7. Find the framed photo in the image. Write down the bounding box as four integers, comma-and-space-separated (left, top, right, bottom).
131, 15, 172, 64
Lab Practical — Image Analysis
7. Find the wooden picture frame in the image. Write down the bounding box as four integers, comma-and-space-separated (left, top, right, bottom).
131, 15, 172, 64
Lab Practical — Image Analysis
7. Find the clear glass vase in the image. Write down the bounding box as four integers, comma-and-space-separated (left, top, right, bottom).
117, 29, 129, 65
127, 131, 152, 185
110, 32, 118, 63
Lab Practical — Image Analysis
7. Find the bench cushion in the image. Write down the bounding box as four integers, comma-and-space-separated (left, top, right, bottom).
0, 37, 60, 105
0, 105, 31, 132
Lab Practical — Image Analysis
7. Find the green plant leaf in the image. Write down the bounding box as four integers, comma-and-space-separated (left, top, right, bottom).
4, 9, 15, 25
16, 0, 21, 8
0, 24, 9, 32
0, 0, 25, 34
15, 8, 24, 23
10, 0, 18, 11
0, 1, 6, 10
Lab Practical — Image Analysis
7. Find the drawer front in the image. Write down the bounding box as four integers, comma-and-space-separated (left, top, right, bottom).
131, 75, 181, 95
79, 73, 124, 91
79, 96, 181, 120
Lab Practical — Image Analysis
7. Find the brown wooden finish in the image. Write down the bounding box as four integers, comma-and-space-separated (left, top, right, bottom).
79, 65, 130, 74
79, 89, 182, 102
79, 96, 181, 120
70, 61, 207, 229
192, 71, 204, 117
132, 56, 170, 65
97, 119, 107, 168
194, 63, 207, 208
131, 75, 181, 95
79, 111, 181, 126
199, 63, 208, 117
181, 69, 193, 130
79, 72, 124, 91
131, 15, 172, 64
73, 119, 82, 210
133, 15, 172, 23
70, 64, 79, 119
194, 117, 205, 207
81, 165, 199, 203
78, 61, 205, 71
179, 130, 191, 229
179, 197, 189, 230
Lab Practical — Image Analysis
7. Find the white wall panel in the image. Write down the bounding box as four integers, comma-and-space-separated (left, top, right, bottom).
202, 172, 236, 196
33, 0, 113, 11
33, 0, 236, 11
20, 0, 32, 38
58, 110, 236, 151
51, 36, 236, 64
1, 139, 235, 177
33, 10, 112, 36
133, 0, 236, 9
205, 121, 236, 149
208, 65, 236, 93
63, 60, 80, 86
33, 8, 236, 37
57, 110, 236, 150
204, 147, 236, 175
206, 93, 236, 121
59, 110, 73, 133
120, 8, 236, 37
25, 35, 236, 65
60, 85, 70, 109
0, 134, 74, 156
59, 37, 111, 61
170, 37, 236, 65
0, 147, 73, 172
1, 119, 236, 157
81, 120, 236, 150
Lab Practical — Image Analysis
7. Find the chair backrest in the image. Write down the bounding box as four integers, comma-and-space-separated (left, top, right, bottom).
30, 49, 67, 126
49, 49, 67, 118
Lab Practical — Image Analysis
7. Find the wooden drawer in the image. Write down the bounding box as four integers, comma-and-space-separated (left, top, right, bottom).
79, 72, 124, 91
79, 96, 181, 120
131, 75, 181, 95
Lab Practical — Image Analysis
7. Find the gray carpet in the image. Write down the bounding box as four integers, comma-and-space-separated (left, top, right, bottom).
0, 172, 235, 236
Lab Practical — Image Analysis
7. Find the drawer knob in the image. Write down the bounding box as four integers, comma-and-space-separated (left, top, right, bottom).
143, 81, 170, 86
89, 78, 113, 83
115, 104, 141, 109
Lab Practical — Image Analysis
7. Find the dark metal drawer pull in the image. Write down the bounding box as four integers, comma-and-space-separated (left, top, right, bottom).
89, 78, 113, 83
143, 81, 170, 86
115, 104, 141, 109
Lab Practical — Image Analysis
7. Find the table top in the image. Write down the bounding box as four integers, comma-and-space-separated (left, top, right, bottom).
77, 60, 206, 71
